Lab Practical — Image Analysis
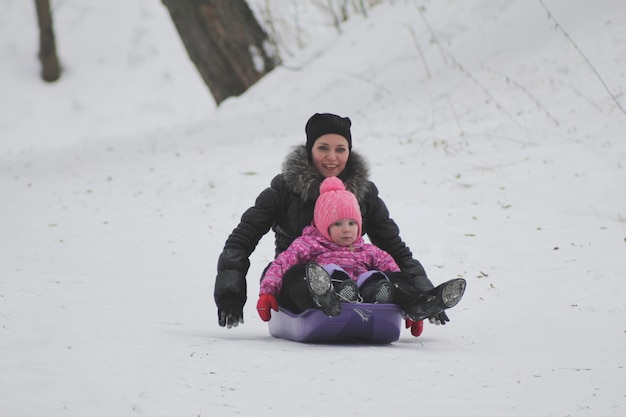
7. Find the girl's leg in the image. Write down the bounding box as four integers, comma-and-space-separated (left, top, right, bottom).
358, 271, 394, 304
326, 267, 360, 303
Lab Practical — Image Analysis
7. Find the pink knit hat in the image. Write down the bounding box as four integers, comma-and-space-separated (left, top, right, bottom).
314, 176, 362, 242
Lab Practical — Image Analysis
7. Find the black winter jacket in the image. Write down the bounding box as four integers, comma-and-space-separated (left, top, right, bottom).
214, 146, 434, 307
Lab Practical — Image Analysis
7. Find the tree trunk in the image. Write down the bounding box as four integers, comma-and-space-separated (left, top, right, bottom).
34, 0, 61, 82
162, 0, 280, 105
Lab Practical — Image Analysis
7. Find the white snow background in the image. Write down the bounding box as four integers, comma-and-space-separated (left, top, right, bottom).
1, 0, 625, 416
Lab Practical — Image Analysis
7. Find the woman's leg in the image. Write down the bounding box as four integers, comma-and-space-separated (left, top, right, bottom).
276, 264, 314, 313
387, 271, 466, 321
276, 263, 344, 316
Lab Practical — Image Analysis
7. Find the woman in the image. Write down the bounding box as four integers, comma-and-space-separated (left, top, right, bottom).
215, 113, 447, 332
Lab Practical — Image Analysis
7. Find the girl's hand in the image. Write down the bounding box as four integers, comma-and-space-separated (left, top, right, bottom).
256, 294, 278, 321
405, 319, 424, 337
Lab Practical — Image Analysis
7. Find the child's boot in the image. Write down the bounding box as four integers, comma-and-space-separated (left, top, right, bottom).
334, 279, 360, 303
360, 274, 395, 304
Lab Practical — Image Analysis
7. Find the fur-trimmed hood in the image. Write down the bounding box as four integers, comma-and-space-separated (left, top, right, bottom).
281, 145, 371, 202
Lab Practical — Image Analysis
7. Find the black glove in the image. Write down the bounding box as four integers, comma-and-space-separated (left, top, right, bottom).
217, 295, 245, 329
429, 311, 450, 325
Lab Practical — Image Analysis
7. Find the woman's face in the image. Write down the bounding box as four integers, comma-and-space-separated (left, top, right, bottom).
310, 134, 350, 178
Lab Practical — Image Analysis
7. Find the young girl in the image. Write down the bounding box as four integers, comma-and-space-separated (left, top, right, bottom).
256, 177, 465, 334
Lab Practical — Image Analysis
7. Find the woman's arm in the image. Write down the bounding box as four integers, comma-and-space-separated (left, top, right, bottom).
362, 182, 435, 292
214, 176, 283, 325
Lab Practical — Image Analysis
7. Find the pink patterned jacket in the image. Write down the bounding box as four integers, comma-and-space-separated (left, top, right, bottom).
259, 225, 400, 296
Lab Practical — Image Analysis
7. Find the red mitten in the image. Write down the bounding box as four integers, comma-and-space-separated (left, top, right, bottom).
405, 319, 424, 337
256, 294, 278, 322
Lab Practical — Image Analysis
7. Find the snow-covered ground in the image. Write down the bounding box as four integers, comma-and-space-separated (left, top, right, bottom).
1, 1, 625, 416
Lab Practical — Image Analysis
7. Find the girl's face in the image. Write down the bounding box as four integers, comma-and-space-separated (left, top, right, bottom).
310, 134, 350, 178
328, 218, 359, 247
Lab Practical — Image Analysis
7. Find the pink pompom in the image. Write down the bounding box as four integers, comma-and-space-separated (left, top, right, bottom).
319, 176, 345, 194
314, 176, 362, 242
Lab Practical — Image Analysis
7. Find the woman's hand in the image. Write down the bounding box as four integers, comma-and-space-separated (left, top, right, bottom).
217, 295, 245, 328
429, 311, 450, 325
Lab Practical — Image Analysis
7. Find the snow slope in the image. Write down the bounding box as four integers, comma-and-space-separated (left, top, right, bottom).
1, 0, 625, 416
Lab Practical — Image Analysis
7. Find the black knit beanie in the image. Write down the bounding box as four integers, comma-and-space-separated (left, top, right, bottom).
305, 113, 352, 155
